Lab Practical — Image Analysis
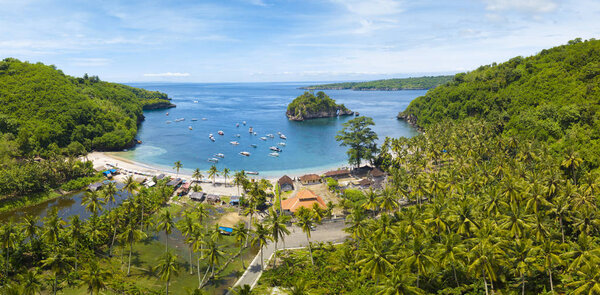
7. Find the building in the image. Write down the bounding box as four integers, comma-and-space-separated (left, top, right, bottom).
178, 182, 191, 196
278, 175, 294, 191
206, 194, 221, 203
323, 169, 351, 179
166, 178, 183, 187
357, 178, 373, 189
189, 191, 206, 202
281, 189, 327, 213
369, 168, 385, 179
299, 174, 321, 185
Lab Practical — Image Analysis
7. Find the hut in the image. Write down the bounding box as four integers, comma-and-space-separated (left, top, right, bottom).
88, 182, 103, 192
323, 169, 351, 179
358, 178, 373, 189
102, 169, 118, 177
156, 174, 167, 180
178, 182, 191, 196
206, 194, 221, 203
299, 174, 321, 185
369, 168, 385, 179
278, 175, 294, 191
189, 191, 206, 202
166, 178, 183, 188
281, 189, 327, 213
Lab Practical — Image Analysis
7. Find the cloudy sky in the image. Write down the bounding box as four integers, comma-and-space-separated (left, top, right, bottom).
0, 0, 598, 82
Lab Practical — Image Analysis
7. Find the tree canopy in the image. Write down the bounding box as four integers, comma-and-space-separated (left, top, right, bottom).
302, 75, 453, 91
335, 116, 379, 167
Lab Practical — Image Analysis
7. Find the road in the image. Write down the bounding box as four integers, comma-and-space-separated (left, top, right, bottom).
231, 219, 348, 290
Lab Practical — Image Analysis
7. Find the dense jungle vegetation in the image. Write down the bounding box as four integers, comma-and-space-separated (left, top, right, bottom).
302, 75, 453, 91
286, 91, 350, 120
400, 38, 600, 169
0, 58, 172, 200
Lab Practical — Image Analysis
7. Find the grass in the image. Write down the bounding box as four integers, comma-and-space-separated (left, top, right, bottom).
0, 190, 61, 214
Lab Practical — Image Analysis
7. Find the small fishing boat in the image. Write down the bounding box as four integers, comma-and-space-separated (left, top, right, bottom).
166, 112, 169, 116
188, 126, 193, 130
235, 134, 241, 138
269, 152, 280, 157
215, 153, 225, 158
218, 131, 224, 135
267, 134, 274, 138
260, 137, 267, 141
175, 118, 185, 122
269, 146, 282, 152
278, 142, 286, 146
230, 141, 239, 145
210, 137, 215, 142
355, 112, 360, 116
246, 171, 259, 175
236, 123, 240, 127
239, 151, 251, 157
248, 127, 253, 133
250, 144, 257, 148
253, 132, 257, 135
194, 100, 199, 103
208, 158, 219, 163
202, 118, 208, 121
191, 118, 198, 121
280, 134, 287, 140
277, 131, 281, 135
243, 121, 247, 125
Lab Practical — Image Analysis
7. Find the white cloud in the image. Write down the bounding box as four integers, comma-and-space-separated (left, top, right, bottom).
246, 0, 268, 7
69, 58, 111, 67
143, 72, 191, 77
331, 0, 403, 16
483, 0, 558, 13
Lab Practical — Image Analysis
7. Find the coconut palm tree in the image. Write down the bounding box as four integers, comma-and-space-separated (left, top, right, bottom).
193, 168, 203, 183
232, 221, 249, 268
251, 221, 272, 270
379, 186, 399, 213
80, 260, 109, 295
17, 269, 42, 295
230, 284, 253, 295
402, 236, 434, 288
119, 222, 147, 276
208, 165, 219, 185
265, 208, 290, 267
222, 167, 230, 186
173, 160, 183, 178
376, 270, 423, 295
41, 249, 74, 295
102, 181, 118, 211
201, 239, 225, 281
533, 238, 563, 293
233, 170, 248, 195
67, 215, 84, 271
155, 251, 180, 295
124, 175, 138, 198
295, 209, 315, 265
82, 190, 105, 216
1, 221, 17, 279
436, 232, 466, 287
561, 148, 582, 184
177, 210, 196, 274
156, 210, 175, 252
357, 240, 395, 281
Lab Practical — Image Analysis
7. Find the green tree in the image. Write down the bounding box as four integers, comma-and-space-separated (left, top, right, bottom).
173, 160, 183, 178
335, 116, 379, 168
208, 165, 219, 186
155, 251, 180, 295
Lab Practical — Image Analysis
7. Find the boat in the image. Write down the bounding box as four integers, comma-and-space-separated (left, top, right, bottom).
260, 137, 267, 141
218, 130, 224, 135
236, 123, 240, 127
248, 127, 253, 133
191, 118, 198, 121
230, 141, 239, 145
239, 151, 251, 157
269, 146, 282, 152
188, 126, 193, 130
250, 144, 257, 148
194, 100, 199, 103
278, 142, 286, 146
215, 153, 225, 158
269, 152, 280, 157
246, 171, 259, 175
253, 132, 257, 135
166, 112, 169, 116
355, 112, 360, 116
202, 118, 207, 121
280, 134, 287, 140
175, 118, 185, 122
235, 134, 241, 138
166, 121, 172, 124
277, 131, 281, 135
210, 137, 215, 142
208, 158, 219, 163
243, 121, 246, 125
267, 134, 274, 138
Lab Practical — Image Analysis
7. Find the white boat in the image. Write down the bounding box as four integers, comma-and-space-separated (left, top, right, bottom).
166, 112, 169, 116
260, 137, 267, 141
280, 134, 287, 140
175, 118, 185, 122
236, 123, 240, 127
269, 152, 280, 157
249, 127, 253, 133
202, 118, 207, 121
210, 137, 215, 142
230, 141, 239, 145
277, 131, 281, 135
278, 142, 286, 146
194, 100, 199, 103
218, 130, 224, 135
239, 151, 251, 157
253, 132, 257, 135
209, 133, 213, 137
191, 118, 198, 121
188, 126, 193, 130
267, 134, 274, 138
246, 171, 259, 175
235, 134, 241, 138
243, 121, 247, 125
215, 153, 225, 158
270, 146, 282, 152
208, 158, 219, 163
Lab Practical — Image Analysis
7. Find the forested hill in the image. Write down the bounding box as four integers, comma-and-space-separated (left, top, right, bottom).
0, 58, 174, 152
301, 75, 453, 90
400, 38, 600, 168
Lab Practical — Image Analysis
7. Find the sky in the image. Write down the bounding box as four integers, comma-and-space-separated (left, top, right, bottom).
0, 0, 599, 83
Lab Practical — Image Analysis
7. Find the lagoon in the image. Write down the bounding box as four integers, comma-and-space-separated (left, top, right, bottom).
122, 82, 422, 177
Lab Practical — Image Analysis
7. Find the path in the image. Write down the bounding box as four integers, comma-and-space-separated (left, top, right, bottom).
231, 218, 348, 290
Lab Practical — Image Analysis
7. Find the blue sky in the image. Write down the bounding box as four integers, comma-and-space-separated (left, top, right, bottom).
0, 0, 599, 82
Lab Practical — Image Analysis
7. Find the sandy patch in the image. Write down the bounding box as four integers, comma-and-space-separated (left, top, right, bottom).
218, 212, 245, 227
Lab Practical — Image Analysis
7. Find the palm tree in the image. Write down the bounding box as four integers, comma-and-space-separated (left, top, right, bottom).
436, 233, 466, 287
362, 189, 379, 216
1, 221, 17, 278
102, 181, 118, 211
177, 211, 196, 274
208, 165, 219, 185
233, 170, 248, 195
265, 208, 291, 267
566, 264, 600, 294
173, 160, 183, 178
82, 190, 105, 216
507, 239, 535, 295
230, 284, 253, 295
402, 236, 434, 288
222, 167, 230, 186
201, 239, 225, 282
67, 215, 84, 271
17, 269, 42, 295
251, 221, 272, 270
379, 186, 399, 213
155, 251, 180, 295
156, 210, 175, 252
190, 224, 207, 288
80, 260, 109, 295
119, 222, 147, 275
295, 209, 315, 265
124, 175, 138, 198
41, 249, 74, 295
193, 168, 204, 183
376, 270, 423, 295
232, 221, 249, 268
561, 148, 582, 184
533, 239, 563, 293
357, 240, 395, 281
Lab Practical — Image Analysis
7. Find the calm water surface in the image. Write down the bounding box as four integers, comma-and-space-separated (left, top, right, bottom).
123, 82, 422, 177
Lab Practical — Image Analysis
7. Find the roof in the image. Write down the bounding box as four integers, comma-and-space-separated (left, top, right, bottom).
324, 169, 351, 177
278, 175, 294, 186
218, 226, 233, 233
166, 178, 182, 186
281, 189, 326, 213
134, 176, 146, 184
230, 196, 241, 201
299, 174, 320, 182
189, 191, 205, 200
358, 178, 373, 186
156, 174, 166, 180
370, 168, 385, 177
206, 194, 220, 201
181, 182, 191, 189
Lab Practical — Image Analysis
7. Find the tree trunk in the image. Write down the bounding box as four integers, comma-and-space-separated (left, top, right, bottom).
166, 279, 169, 295
548, 268, 554, 293
53, 275, 57, 295
521, 273, 525, 295
452, 265, 459, 287
200, 260, 211, 288
5, 246, 9, 278
189, 245, 193, 274
260, 246, 264, 270
560, 217, 565, 244
140, 204, 145, 230
127, 241, 133, 275
165, 232, 169, 252
110, 223, 118, 256
272, 240, 278, 268
307, 235, 314, 265
197, 256, 201, 287
483, 268, 489, 295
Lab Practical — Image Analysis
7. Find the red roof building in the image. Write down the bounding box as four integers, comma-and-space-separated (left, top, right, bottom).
281, 190, 326, 213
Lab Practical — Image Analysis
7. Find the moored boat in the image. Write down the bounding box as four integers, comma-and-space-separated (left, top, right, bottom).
249, 127, 253, 133
215, 153, 225, 158
191, 118, 198, 121
269, 152, 280, 157
218, 130, 224, 135
267, 134, 274, 138
243, 121, 247, 125
230, 141, 239, 145
246, 171, 259, 175
239, 151, 251, 157
188, 126, 193, 130
208, 158, 219, 163
269, 146, 282, 152
235, 134, 241, 138
279, 134, 287, 140
175, 118, 185, 122
250, 144, 257, 148
278, 142, 286, 146
236, 123, 240, 127
260, 137, 267, 141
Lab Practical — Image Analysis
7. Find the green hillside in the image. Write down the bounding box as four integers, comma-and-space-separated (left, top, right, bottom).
302, 75, 453, 90
400, 38, 600, 168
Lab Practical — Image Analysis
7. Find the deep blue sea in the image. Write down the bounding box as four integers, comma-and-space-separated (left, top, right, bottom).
121, 82, 422, 177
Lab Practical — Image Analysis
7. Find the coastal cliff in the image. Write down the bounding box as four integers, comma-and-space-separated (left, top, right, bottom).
286, 91, 354, 121
143, 101, 176, 110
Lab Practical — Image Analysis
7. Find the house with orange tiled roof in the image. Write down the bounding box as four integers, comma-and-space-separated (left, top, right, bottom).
281, 189, 326, 213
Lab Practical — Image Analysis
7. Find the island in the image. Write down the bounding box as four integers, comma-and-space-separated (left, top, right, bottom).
286, 91, 354, 121
300, 75, 453, 91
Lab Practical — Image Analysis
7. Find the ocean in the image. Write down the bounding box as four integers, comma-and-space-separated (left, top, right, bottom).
120, 82, 423, 177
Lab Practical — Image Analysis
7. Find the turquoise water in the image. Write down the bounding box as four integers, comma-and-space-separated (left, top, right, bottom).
123, 83, 422, 177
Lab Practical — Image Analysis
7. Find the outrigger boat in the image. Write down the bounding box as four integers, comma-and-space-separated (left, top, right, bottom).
166, 121, 172, 124
279, 134, 287, 140
243, 121, 247, 125
239, 151, 251, 157
236, 123, 240, 127
267, 134, 274, 138
278, 142, 286, 146
188, 126, 193, 130
191, 118, 198, 121
234, 134, 241, 138
202, 118, 207, 121
218, 130, 224, 135
260, 137, 267, 141
246, 171, 259, 175
215, 153, 225, 158
208, 158, 219, 163
250, 144, 257, 148
269, 152, 280, 157
175, 118, 185, 122
269, 146, 282, 152
248, 127, 253, 133
230, 141, 239, 145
